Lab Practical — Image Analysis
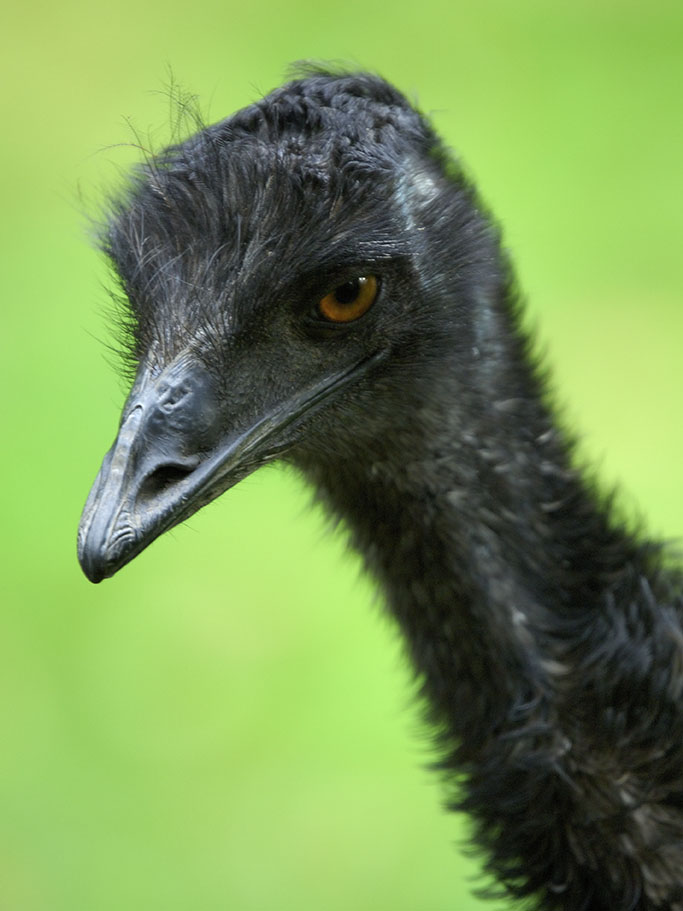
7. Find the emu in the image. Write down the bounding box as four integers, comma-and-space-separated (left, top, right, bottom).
78, 71, 683, 909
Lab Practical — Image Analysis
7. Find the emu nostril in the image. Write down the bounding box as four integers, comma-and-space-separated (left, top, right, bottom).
138, 463, 197, 502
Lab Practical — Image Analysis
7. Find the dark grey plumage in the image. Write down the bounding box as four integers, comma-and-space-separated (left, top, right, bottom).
78, 71, 683, 909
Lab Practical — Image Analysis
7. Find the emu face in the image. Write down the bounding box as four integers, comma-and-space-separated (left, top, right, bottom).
78, 74, 501, 583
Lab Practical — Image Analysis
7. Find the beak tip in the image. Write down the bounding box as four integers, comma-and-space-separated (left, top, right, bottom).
77, 539, 106, 584
80, 559, 106, 584
77, 516, 113, 584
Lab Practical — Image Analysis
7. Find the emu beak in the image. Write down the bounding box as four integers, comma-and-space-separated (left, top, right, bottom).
78, 357, 228, 583
78, 353, 378, 583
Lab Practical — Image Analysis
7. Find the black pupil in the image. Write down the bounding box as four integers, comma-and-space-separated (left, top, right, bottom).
334, 279, 361, 305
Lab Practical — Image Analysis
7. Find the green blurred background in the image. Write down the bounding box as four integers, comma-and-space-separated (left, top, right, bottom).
2, 1, 682, 909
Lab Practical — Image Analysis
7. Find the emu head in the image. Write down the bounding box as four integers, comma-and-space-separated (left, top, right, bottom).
78, 72, 505, 583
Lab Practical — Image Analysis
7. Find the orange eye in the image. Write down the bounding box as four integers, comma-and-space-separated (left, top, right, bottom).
317, 276, 378, 323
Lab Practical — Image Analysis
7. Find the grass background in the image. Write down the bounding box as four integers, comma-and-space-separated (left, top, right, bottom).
2, 1, 682, 909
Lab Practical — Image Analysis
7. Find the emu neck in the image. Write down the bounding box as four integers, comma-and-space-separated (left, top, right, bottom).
302, 357, 641, 756
298, 352, 683, 907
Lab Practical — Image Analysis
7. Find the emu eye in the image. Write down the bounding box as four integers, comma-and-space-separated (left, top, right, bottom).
317, 276, 378, 323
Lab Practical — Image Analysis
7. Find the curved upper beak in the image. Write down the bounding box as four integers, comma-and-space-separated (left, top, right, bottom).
77, 352, 380, 583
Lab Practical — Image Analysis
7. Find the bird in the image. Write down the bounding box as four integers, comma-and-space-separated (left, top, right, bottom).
77, 69, 683, 910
